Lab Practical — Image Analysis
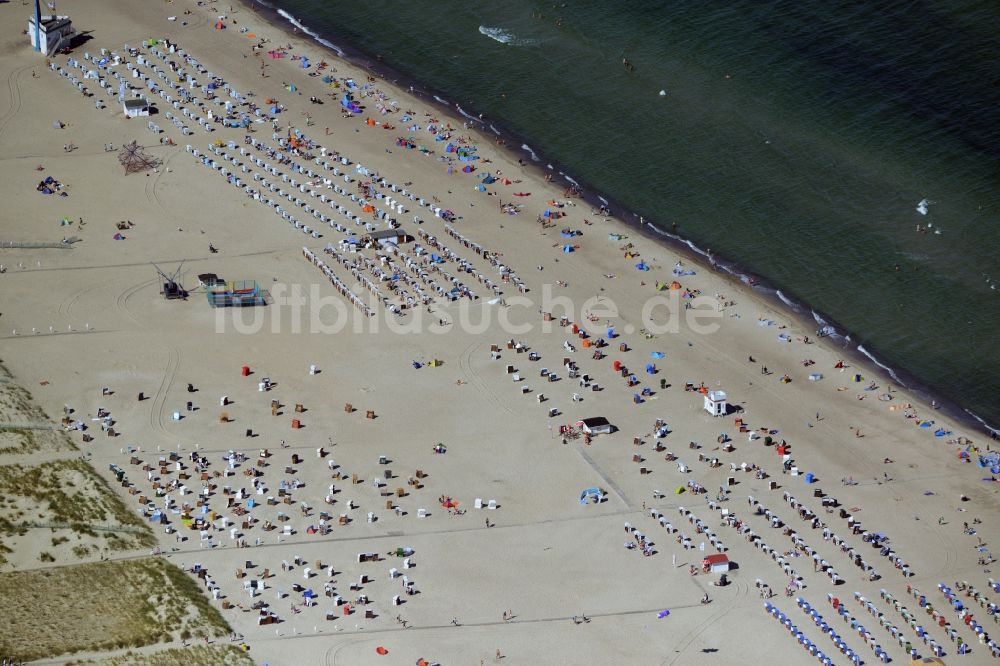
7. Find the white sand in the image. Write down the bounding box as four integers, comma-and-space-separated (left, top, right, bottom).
1, 1, 998, 664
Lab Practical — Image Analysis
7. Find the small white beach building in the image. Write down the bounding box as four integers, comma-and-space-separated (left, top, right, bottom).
123, 98, 150, 118
580, 417, 613, 435
704, 390, 727, 417
27, 14, 75, 55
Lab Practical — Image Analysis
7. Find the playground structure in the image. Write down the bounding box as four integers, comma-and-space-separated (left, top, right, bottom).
154, 262, 187, 300
118, 140, 160, 175
206, 280, 265, 307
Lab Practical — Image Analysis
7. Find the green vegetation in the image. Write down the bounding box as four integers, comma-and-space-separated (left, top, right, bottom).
0, 557, 233, 662
0, 458, 155, 563
67, 644, 256, 666
0, 369, 75, 455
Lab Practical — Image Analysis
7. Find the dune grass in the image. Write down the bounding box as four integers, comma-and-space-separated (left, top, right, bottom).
0, 458, 155, 564
0, 557, 233, 662
0, 458, 148, 527
0, 366, 75, 455
67, 644, 256, 666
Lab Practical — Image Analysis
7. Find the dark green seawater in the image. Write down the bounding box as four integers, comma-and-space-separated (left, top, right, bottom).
258, 0, 1000, 431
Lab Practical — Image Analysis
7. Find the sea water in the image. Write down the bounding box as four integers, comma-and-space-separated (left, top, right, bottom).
255, 0, 1000, 430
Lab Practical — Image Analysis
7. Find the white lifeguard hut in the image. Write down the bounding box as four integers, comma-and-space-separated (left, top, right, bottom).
27, 14, 75, 55
704, 390, 727, 417
123, 98, 150, 118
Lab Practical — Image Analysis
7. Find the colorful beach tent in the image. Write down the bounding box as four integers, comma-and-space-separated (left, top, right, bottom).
340, 95, 361, 113
579, 488, 603, 504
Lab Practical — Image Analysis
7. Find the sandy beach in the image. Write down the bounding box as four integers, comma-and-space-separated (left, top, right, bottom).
1, 1, 999, 664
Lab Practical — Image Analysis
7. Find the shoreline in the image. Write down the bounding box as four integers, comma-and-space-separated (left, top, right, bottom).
5, 2, 1000, 663
245, 0, 995, 437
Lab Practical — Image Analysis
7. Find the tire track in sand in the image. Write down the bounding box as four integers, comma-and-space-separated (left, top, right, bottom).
149, 346, 181, 443
458, 340, 515, 415
325, 637, 369, 666
144, 149, 178, 214
662, 581, 749, 665
115, 278, 157, 327
58, 278, 112, 320
0, 65, 29, 138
